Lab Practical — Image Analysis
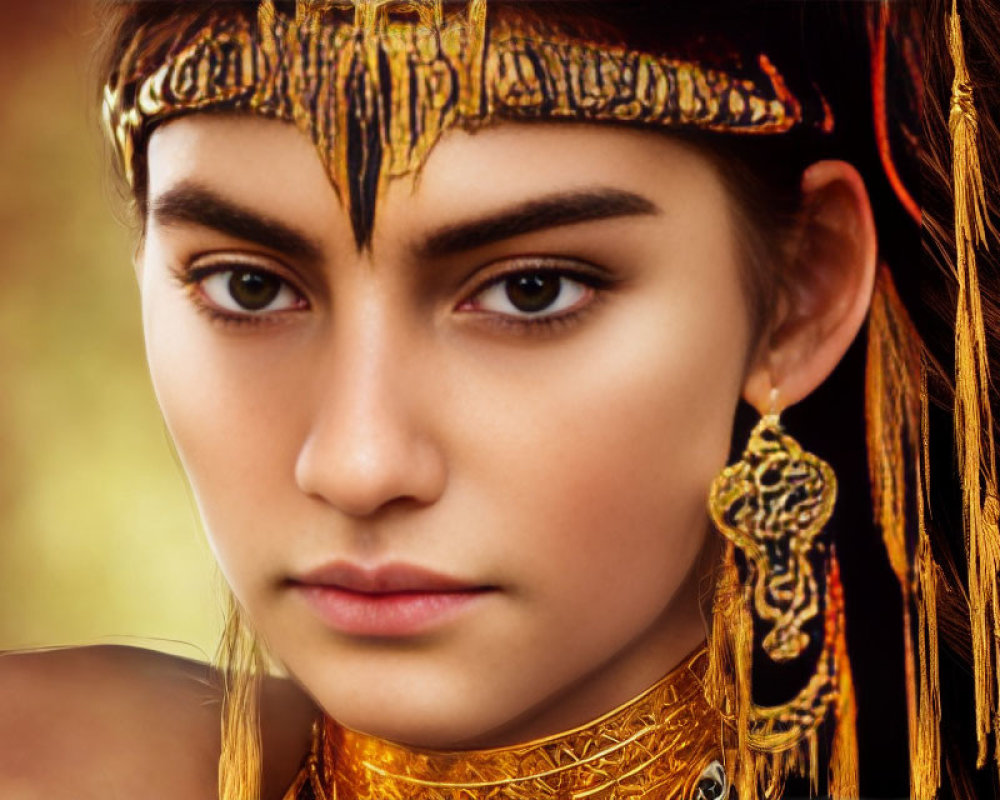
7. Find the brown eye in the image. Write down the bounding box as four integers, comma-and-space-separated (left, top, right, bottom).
198, 267, 302, 315
469, 271, 589, 318
229, 270, 281, 310
505, 274, 562, 313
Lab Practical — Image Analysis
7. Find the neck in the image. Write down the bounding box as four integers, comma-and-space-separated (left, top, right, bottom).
283, 645, 729, 800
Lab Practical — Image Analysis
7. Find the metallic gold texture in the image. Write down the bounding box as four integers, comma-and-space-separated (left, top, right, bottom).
282, 647, 725, 800
948, 0, 1000, 774
102, 0, 814, 247
708, 413, 837, 663
865, 264, 942, 800
706, 415, 856, 799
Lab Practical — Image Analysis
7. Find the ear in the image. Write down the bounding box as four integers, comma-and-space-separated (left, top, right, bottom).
742, 160, 877, 413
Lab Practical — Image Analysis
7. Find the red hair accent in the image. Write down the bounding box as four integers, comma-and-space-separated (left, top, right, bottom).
871, 2, 921, 226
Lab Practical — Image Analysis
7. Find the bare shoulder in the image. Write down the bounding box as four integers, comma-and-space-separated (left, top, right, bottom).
0, 646, 317, 800
0, 645, 221, 799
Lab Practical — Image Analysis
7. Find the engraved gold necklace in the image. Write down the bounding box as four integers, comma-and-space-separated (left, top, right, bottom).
283, 647, 729, 800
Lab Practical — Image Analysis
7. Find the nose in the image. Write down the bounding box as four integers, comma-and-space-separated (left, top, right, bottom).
293, 308, 447, 518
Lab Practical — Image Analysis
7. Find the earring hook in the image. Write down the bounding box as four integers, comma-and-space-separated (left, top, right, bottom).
767, 386, 782, 420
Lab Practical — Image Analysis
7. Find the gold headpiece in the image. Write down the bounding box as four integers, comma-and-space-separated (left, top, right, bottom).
103, 0, 822, 246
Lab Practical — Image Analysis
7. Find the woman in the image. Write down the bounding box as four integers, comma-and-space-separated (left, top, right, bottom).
2, 1, 997, 798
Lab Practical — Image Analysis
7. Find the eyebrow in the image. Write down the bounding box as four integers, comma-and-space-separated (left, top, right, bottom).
149, 183, 324, 263
418, 188, 660, 258
148, 183, 659, 262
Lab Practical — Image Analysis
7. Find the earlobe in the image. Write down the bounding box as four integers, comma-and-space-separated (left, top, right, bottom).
742, 160, 878, 414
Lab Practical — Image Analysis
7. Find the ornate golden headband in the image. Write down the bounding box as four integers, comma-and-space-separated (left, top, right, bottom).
102, 0, 828, 246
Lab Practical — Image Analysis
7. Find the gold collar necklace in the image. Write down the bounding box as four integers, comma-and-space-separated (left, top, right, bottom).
283, 647, 729, 800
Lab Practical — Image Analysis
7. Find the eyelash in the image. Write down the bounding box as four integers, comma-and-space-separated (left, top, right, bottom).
174, 258, 611, 333
175, 258, 307, 328
457, 263, 611, 334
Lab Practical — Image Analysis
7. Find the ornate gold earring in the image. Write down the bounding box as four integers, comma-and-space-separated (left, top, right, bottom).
708, 395, 836, 661
704, 392, 858, 800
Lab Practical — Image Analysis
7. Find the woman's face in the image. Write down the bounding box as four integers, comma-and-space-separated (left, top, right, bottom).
141, 115, 755, 748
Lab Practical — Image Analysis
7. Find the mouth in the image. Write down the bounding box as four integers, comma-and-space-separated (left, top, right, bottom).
289, 561, 496, 637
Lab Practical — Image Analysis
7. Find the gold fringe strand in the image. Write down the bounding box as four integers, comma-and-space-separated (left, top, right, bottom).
915, 362, 943, 798
257, 0, 277, 61
827, 554, 860, 800
218, 593, 268, 800
706, 506, 861, 799
948, 0, 1000, 770
866, 265, 943, 798
915, 522, 943, 796
705, 542, 758, 800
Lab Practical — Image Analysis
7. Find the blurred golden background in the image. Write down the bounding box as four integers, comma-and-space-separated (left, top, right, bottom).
0, 3, 221, 658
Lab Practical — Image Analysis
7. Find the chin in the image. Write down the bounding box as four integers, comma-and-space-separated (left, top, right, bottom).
323, 692, 510, 750
282, 653, 488, 748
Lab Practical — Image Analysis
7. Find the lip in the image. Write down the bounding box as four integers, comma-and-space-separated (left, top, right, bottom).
290, 561, 495, 637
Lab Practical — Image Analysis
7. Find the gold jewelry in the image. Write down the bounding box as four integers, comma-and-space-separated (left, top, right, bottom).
708, 408, 836, 662
102, 0, 826, 247
282, 646, 728, 800
705, 403, 857, 799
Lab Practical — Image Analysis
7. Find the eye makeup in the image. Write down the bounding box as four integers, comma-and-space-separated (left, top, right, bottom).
169, 244, 619, 339
171, 252, 310, 328
454, 257, 616, 336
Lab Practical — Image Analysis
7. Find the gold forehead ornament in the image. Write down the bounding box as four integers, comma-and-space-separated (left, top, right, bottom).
102, 0, 827, 246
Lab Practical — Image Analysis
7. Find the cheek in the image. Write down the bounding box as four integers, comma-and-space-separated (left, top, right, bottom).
141, 280, 307, 589
453, 271, 750, 629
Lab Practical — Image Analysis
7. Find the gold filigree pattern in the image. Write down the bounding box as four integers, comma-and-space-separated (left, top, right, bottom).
747, 555, 845, 752
708, 414, 837, 662
282, 648, 727, 800
103, 1, 818, 246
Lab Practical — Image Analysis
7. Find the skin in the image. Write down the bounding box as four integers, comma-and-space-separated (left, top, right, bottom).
137, 114, 877, 750
0, 108, 876, 798
0, 646, 312, 800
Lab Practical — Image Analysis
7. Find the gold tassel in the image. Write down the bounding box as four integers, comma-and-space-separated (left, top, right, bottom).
948, 0, 1000, 769
915, 522, 943, 798
705, 542, 757, 800
866, 265, 944, 798
865, 267, 919, 588
218, 593, 267, 800
913, 363, 944, 799
707, 453, 862, 799
827, 554, 860, 800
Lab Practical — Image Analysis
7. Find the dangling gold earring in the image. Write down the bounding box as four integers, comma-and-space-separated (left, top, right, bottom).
217, 591, 267, 800
704, 390, 859, 800
708, 390, 836, 661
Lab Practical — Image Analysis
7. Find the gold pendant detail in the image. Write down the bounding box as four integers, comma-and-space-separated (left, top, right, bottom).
708, 413, 837, 662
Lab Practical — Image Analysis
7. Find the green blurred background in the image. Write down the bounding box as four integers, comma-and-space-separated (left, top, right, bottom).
0, 2, 221, 658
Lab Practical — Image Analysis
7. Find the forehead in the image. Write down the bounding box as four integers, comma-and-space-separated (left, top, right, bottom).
145, 113, 730, 248
109, 3, 814, 248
